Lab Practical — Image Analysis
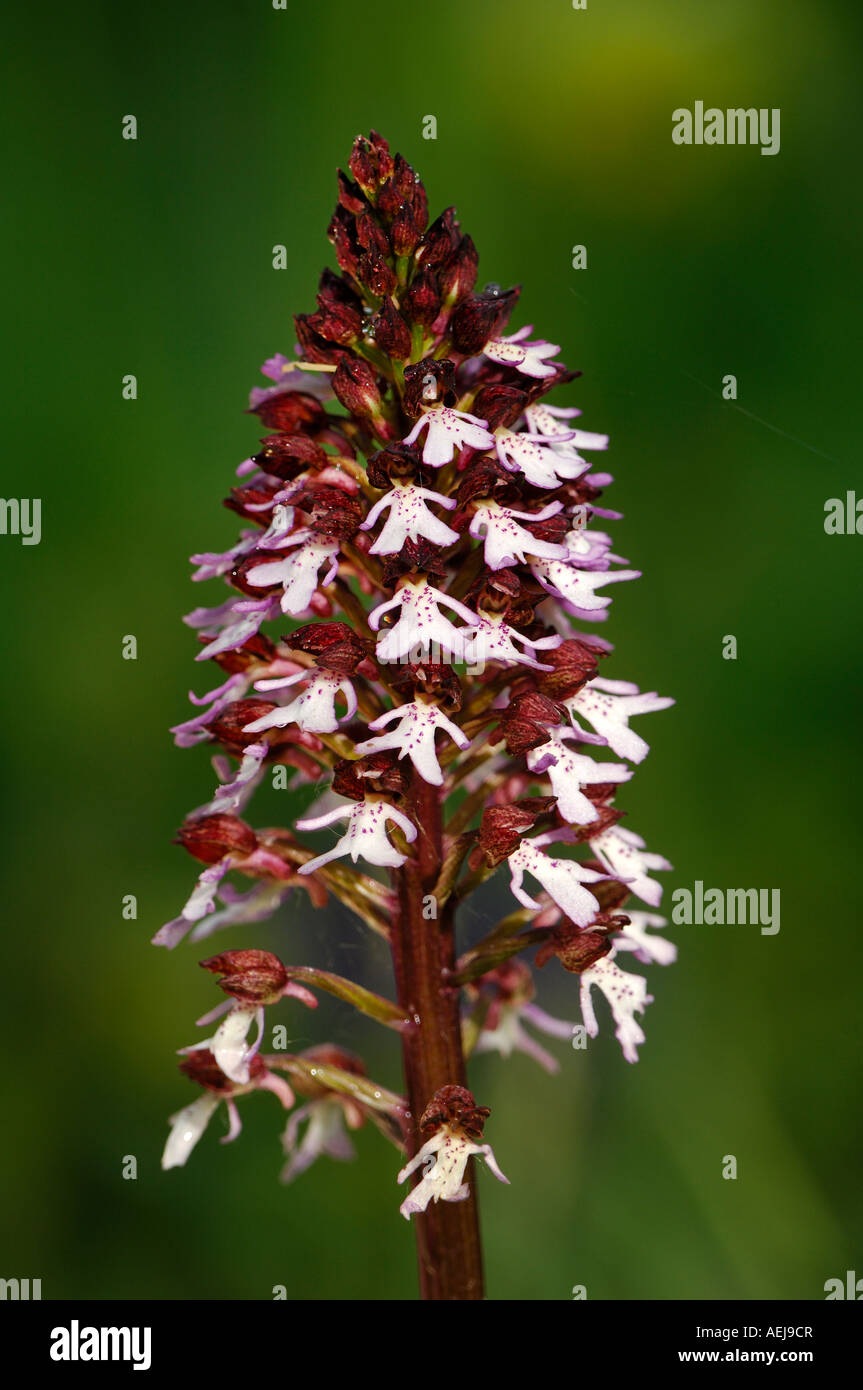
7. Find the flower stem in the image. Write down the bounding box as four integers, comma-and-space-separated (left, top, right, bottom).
391, 771, 485, 1300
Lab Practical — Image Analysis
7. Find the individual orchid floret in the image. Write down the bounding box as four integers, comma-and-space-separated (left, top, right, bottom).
563, 512, 627, 570
187, 596, 280, 662
464, 611, 562, 672
191, 505, 295, 583
467, 962, 575, 1073
370, 578, 478, 664
361, 481, 459, 554
282, 1097, 358, 1182
614, 911, 678, 966
469, 500, 568, 570
185, 879, 293, 943
191, 742, 268, 818
182, 1005, 265, 1086
353, 699, 469, 786
155, 860, 234, 950
494, 430, 592, 490
579, 955, 653, 1064
244, 669, 357, 735
526, 729, 632, 824
589, 825, 672, 907
403, 405, 494, 467
171, 672, 251, 747
398, 1086, 508, 1220
153, 815, 308, 950
183, 948, 318, 1084
525, 402, 609, 454
279, 1043, 406, 1183
482, 326, 561, 378
251, 351, 334, 403
296, 795, 417, 873
279, 1045, 369, 1183
190, 530, 263, 582
530, 552, 640, 613
507, 832, 609, 927
161, 1048, 294, 1170
246, 531, 340, 615
565, 677, 675, 764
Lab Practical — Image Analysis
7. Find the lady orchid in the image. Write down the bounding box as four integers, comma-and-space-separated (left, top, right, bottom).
156, 131, 674, 1300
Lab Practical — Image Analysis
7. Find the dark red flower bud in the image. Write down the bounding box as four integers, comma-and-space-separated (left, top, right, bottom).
471, 383, 528, 431
498, 691, 565, 755
179, 1048, 238, 1094
439, 234, 479, 304
366, 441, 422, 489
380, 539, 449, 587
293, 485, 364, 538
332, 355, 384, 420
370, 299, 411, 360
357, 249, 397, 298
230, 552, 285, 597
319, 266, 363, 309
470, 959, 535, 1014
561, 473, 612, 512
536, 638, 606, 701
286, 622, 371, 675
390, 201, 422, 257
467, 565, 522, 613
332, 752, 407, 801
355, 211, 391, 259
349, 131, 394, 196
200, 949, 290, 1005
377, 154, 427, 226
327, 205, 361, 278
224, 478, 283, 525
294, 314, 353, 365
175, 814, 257, 864
523, 363, 578, 405
306, 298, 362, 346
406, 172, 428, 235
456, 455, 513, 506
528, 508, 569, 545
478, 796, 557, 866
292, 1044, 368, 1102
205, 631, 279, 674
253, 433, 327, 479
376, 180, 404, 223
336, 169, 368, 215
402, 358, 457, 417
420, 1085, 490, 1141
391, 661, 463, 711
402, 269, 442, 327
581, 865, 632, 912
567, 791, 624, 842
415, 207, 460, 269
450, 285, 521, 355
535, 924, 615, 974
321, 640, 375, 676
249, 390, 326, 434
206, 699, 278, 751
299, 1042, 367, 1076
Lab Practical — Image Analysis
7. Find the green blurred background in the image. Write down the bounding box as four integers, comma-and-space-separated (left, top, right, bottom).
2, 0, 861, 1300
